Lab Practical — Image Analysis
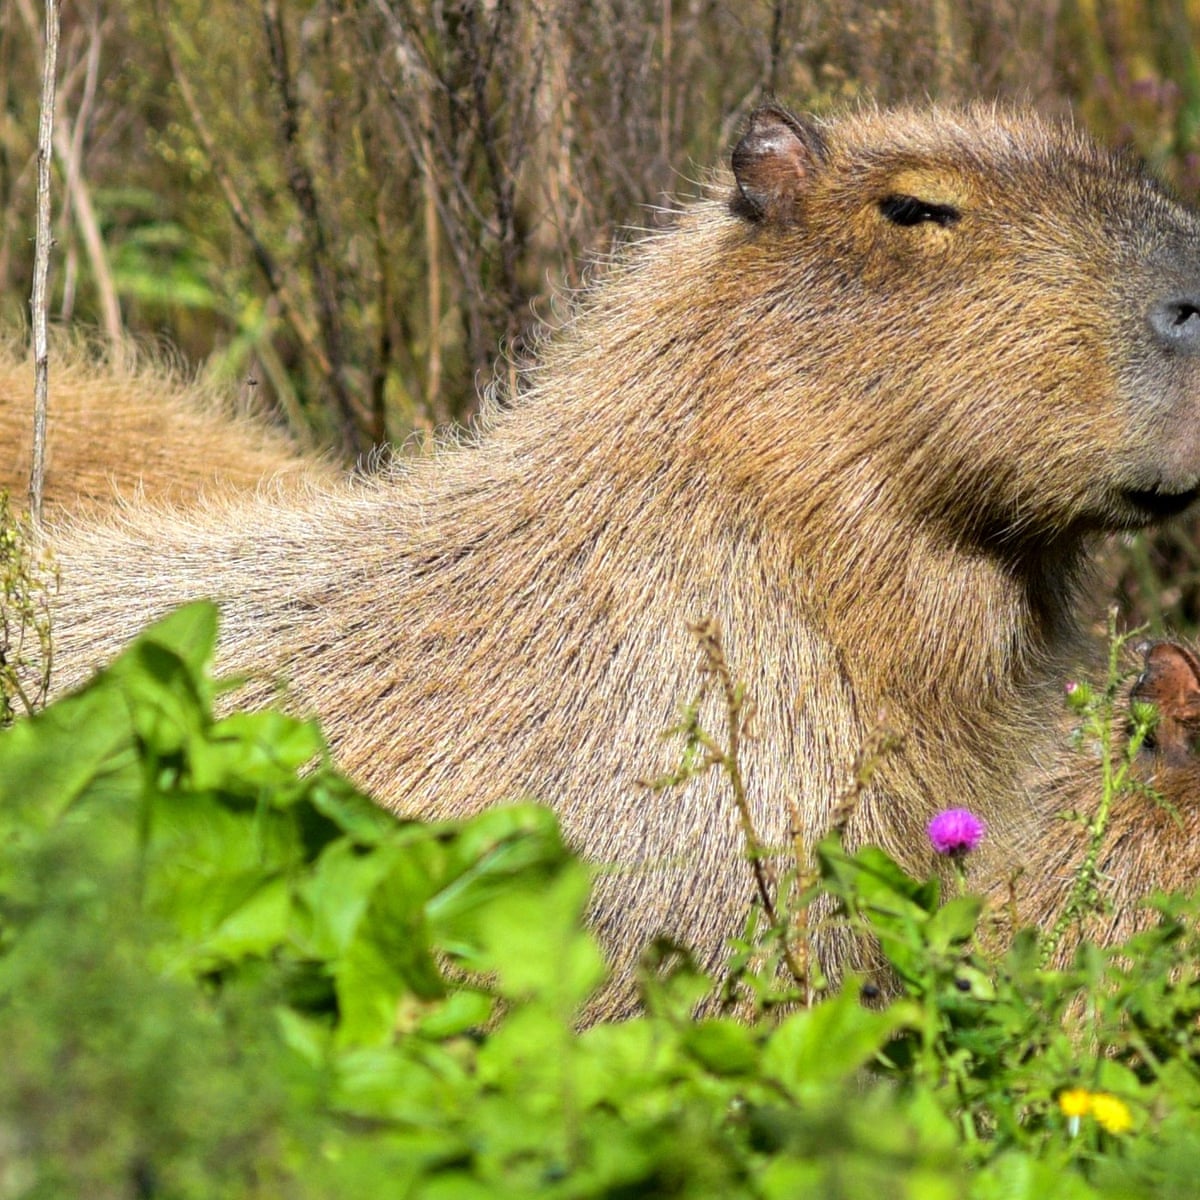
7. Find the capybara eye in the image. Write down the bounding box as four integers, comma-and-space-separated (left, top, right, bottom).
878, 194, 961, 228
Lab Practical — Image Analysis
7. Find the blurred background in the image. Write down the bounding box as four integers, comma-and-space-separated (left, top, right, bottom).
3, 0, 1200, 629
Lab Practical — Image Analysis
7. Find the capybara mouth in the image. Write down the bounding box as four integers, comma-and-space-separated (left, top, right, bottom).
1123, 482, 1200, 520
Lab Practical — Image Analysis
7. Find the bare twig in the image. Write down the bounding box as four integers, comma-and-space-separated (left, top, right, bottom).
260, 0, 363, 457
675, 617, 810, 989
659, 0, 672, 164
828, 709, 904, 835
29, 0, 60, 529
52, 12, 122, 359
152, 0, 350, 447
363, 31, 492, 371
767, 0, 787, 96
785, 791, 817, 1005
460, 0, 525, 344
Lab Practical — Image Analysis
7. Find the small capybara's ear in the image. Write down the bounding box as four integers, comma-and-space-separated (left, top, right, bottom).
1132, 640, 1200, 764
731, 104, 826, 224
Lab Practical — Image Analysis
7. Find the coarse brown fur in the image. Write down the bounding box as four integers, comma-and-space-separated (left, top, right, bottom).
0, 335, 335, 515
35, 103, 1200, 1012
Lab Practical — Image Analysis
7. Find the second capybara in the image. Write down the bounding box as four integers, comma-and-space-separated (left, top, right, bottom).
33, 102, 1200, 1010
1012, 638, 1200, 954
0, 335, 335, 516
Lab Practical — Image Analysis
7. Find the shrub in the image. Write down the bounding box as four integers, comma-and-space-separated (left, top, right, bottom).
3, 603, 1200, 1197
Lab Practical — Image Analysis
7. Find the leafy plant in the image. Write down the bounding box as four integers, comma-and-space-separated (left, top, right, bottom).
5, 603, 1200, 1196
0, 491, 56, 726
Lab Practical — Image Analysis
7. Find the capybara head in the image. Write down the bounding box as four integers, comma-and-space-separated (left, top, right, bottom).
722, 104, 1200, 544
1132, 639, 1200, 766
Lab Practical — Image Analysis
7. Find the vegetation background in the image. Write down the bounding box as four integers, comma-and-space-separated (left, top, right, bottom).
3, 0, 1200, 616
9, 6, 1200, 1195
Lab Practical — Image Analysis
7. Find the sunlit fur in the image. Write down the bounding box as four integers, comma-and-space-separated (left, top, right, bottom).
0, 333, 334, 516
39, 104, 1200, 1011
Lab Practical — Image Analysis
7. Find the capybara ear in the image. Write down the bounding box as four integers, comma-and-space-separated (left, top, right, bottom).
1132, 640, 1200, 764
731, 104, 826, 224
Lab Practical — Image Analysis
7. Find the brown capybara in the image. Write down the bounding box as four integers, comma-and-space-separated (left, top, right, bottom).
0, 336, 334, 515
34, 103, 1200, 1012
1017, 639, 1200, 954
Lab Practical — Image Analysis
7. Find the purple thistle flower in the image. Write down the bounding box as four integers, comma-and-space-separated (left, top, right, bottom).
927, 808, 987, 856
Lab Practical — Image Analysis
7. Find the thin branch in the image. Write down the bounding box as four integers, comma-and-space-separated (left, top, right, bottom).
418, 87, 444, 425
461, 1, 523, 335
260, 0, 362, 457
767, 0, 787, 96
29, 0, 60, 529
56, 9, 112, 334
53, 76, 125, 363
152, 0, 351, 448
363, 11, 491, 373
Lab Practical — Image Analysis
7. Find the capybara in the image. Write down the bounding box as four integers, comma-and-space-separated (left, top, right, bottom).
34, 103, 1200, 1010
0, 336, 334, 515
1018, 638, 1200, 953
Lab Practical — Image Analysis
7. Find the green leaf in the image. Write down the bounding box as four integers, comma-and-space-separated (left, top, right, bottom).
297, 840, 405, 961
970, 1153, 1101, 1199
925, 895, 984, 951
120, 601, 220, 678
307, 776, 402, 845
188, 874, 294, 965
763, 986, 920, 1096
468, 862, 606, 1010
818, 837, 940, 919
0, 684, 135, 825
194, 709, 325, 793
334, 856, 448, 1047
333, 1045, 468, 1126
681, 1019, 760, 1076
415, 989, 495, 1039
426, 804, 571, 940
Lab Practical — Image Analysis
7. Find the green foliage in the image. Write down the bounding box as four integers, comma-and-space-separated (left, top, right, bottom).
5, 604, 1200, 1196
0, 493, 56, 726
1040, 614, 1160, 963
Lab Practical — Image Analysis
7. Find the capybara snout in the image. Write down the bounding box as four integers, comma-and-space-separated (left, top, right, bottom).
725, 105, 1200, 541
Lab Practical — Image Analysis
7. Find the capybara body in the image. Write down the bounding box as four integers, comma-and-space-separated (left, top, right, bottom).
0, 338, 333, 515
39, 104, 1200, 1009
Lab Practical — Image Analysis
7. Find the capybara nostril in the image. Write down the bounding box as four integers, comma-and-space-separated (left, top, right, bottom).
1149, 296, 1200, 352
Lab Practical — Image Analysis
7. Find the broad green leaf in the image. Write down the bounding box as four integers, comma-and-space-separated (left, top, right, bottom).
297, 840, 405, 960
333, 1045, 468, 1125
681, 1018, 760, 1076
426, 805, 570, 940
194, 709, 325, 792
110, 601, 219, 680
763, 986, 920, 1095
186, 874, 294, 966
970, 1153, 1101, 1199
307, 776, 404, 845
0, 685, 136, 824
925, 895, 984, 951
334, 854, 450, 1046
415, 989, 495, 1039
468, 863, 605, 1009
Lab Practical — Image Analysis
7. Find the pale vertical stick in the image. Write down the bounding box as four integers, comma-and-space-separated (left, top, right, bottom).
29, 0, 60, 529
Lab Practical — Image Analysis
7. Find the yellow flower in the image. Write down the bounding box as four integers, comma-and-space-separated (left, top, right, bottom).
1090, 1092, 1133, 1135
1058, 1088, 1134, 1135
1058, 1088, 1093, 1119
